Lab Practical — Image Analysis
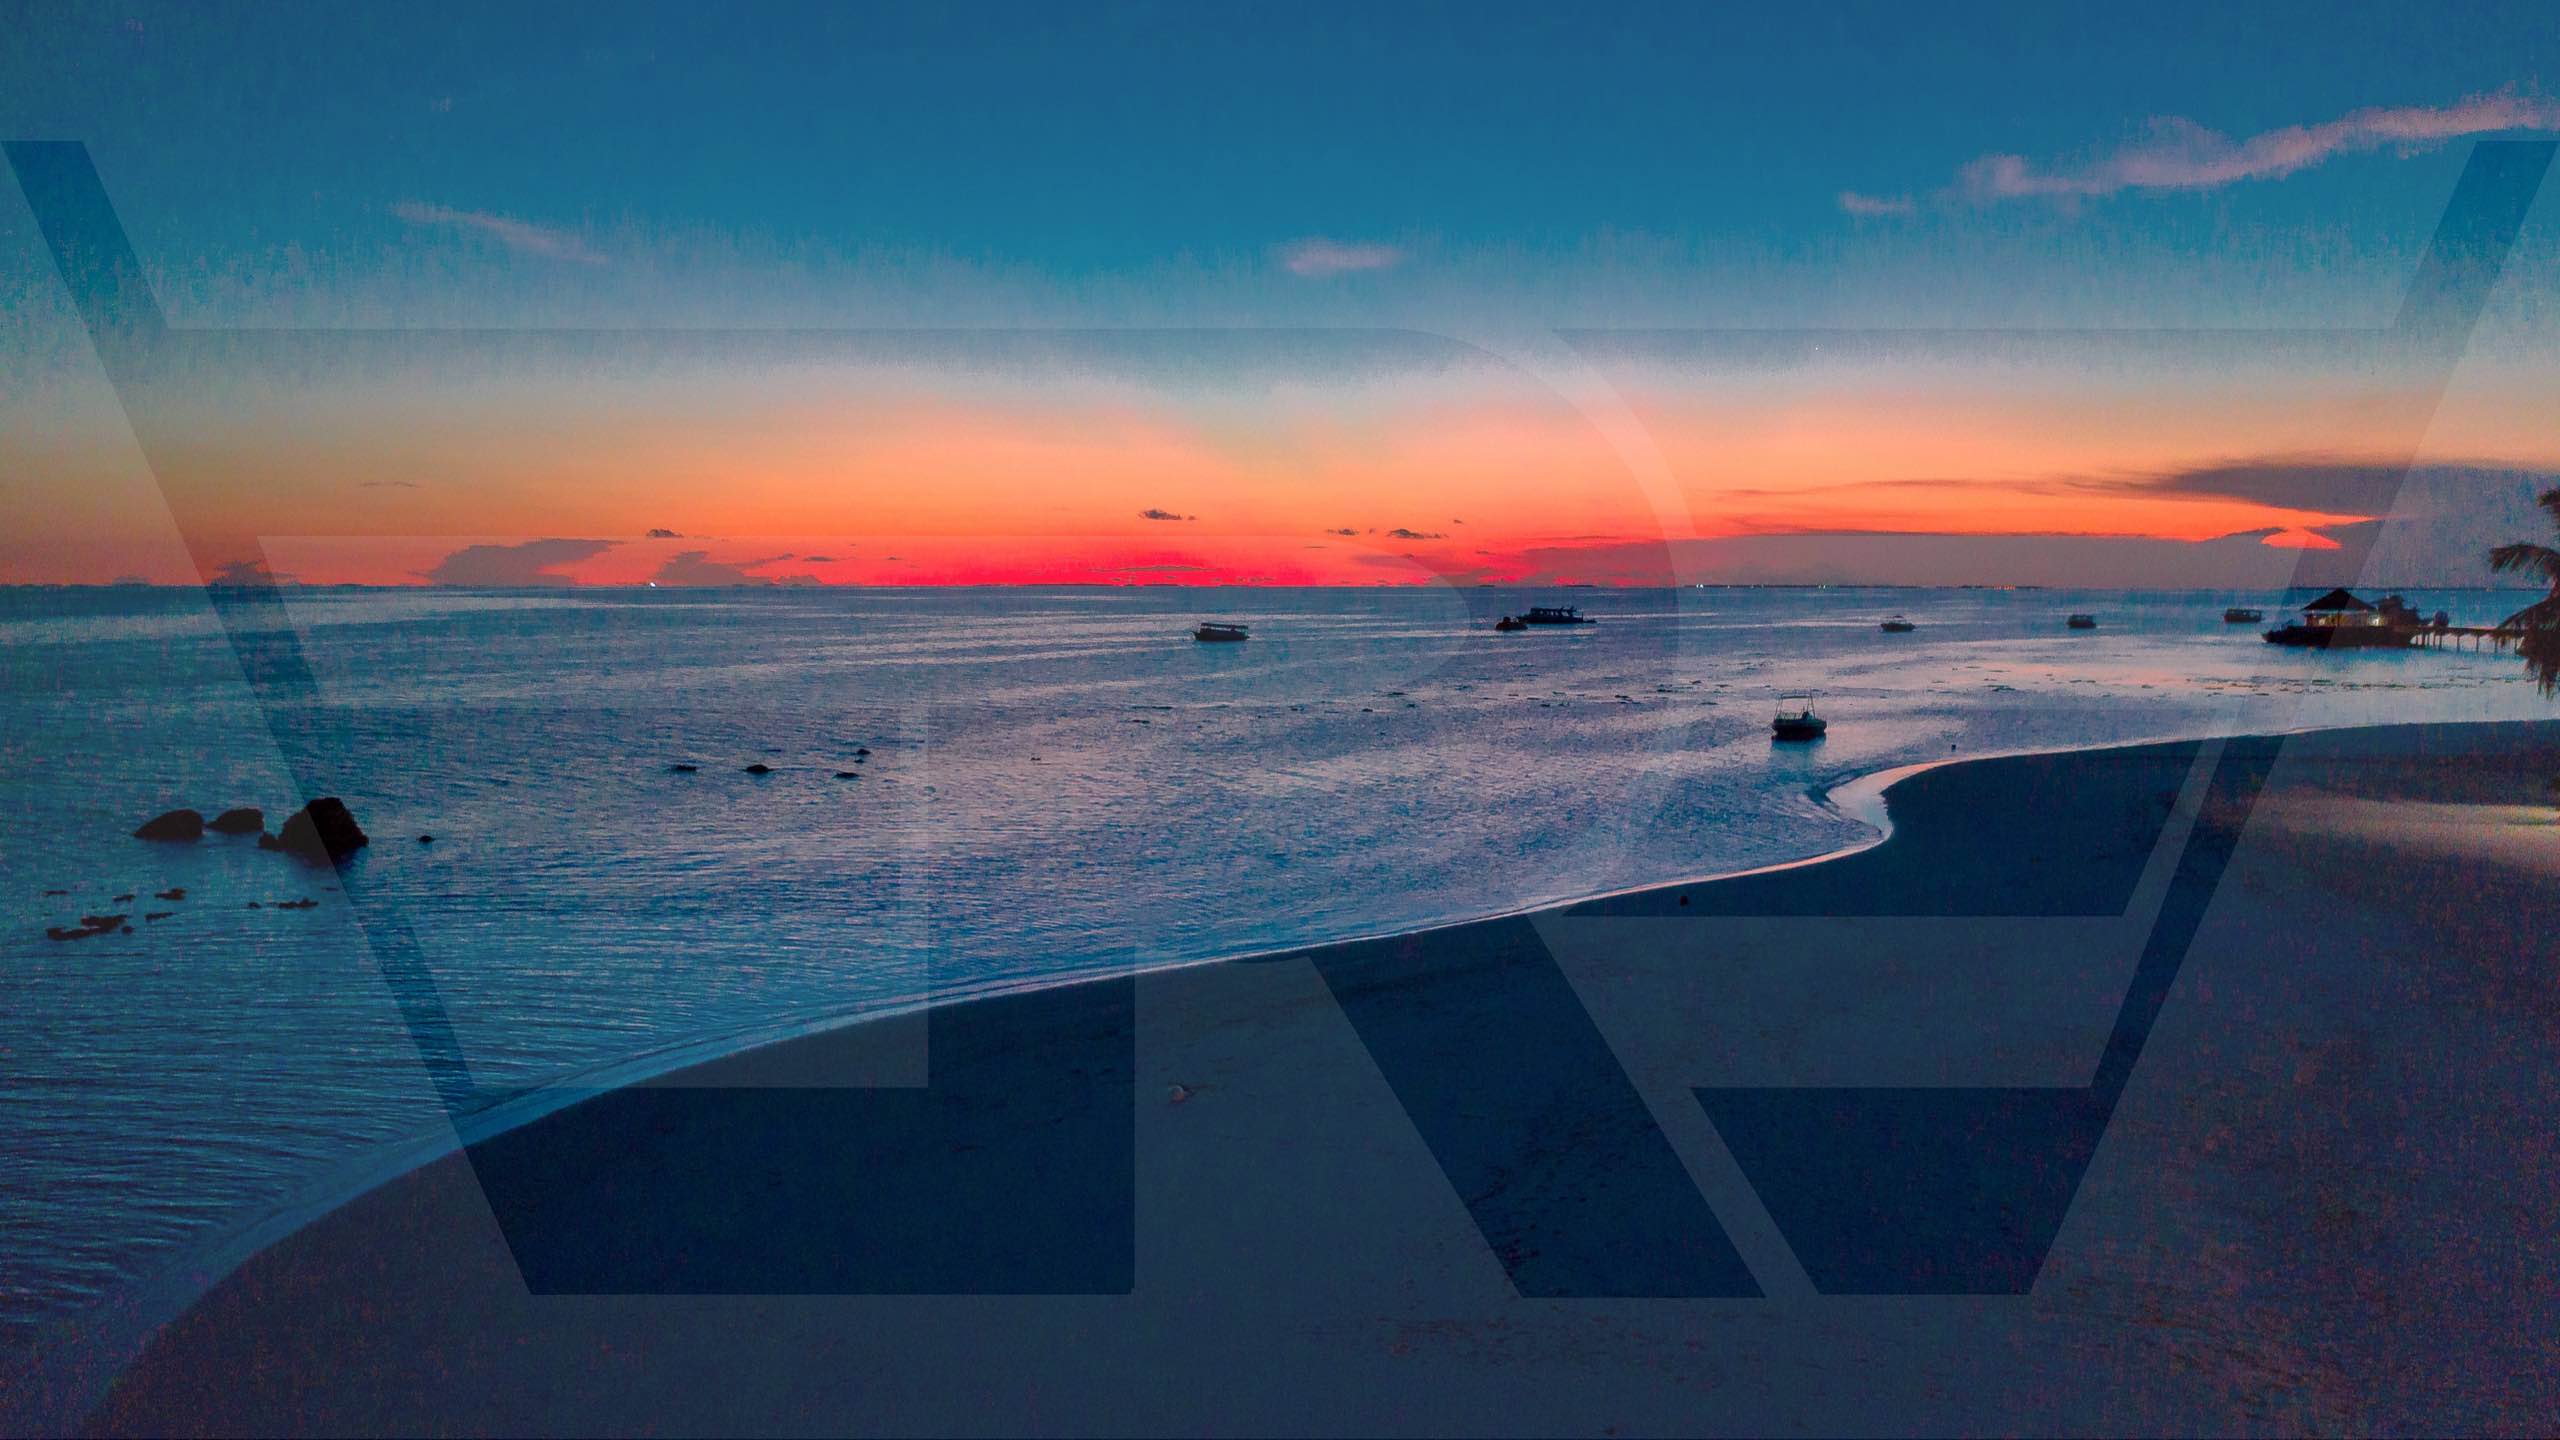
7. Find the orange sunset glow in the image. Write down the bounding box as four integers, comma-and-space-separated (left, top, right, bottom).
17, 336, 2541, 589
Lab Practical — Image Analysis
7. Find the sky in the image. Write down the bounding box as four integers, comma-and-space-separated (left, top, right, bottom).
4, 1, 2559, 587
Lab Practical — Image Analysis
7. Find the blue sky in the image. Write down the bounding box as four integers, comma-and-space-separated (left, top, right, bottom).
9, 2, 2555, 313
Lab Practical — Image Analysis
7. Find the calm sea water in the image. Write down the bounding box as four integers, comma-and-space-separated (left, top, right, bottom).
0, 583, 2548, 1346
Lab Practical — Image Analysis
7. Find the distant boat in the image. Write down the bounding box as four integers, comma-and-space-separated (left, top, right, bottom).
1191, 622, 1250, 643
2066, 613, 2098, 629
1492, 615, 1528, 632
1519, 606, 1593, 625
1771, 693, 1827, 741
1880, 615, 1916, 633
2223, 607, 2264, 623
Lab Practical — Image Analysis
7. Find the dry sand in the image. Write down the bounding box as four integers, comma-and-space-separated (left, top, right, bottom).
23, 720, 2560, 1435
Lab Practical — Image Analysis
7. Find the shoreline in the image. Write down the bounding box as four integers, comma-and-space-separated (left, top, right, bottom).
17, 715, 2560, 1434
8, 716, 2148, 1390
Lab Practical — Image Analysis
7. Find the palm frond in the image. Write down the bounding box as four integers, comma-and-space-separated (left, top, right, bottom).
2500, 592, 2560, 633
2518, 627, 2560, 697
2488, 496, 2560, 695
2488, 541, 2560, 584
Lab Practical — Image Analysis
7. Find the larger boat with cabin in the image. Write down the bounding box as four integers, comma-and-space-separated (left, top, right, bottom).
1191, 622, 1250, 643
1519, 606, 1594, 625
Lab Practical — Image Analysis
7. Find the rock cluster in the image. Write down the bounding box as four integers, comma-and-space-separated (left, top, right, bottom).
260, 799, 370, 865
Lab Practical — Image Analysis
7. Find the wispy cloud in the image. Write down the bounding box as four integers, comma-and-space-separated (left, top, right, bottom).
1957, 92, 2560, 203
391, 200, 606, 264
1836, 190, 1917, 218
654, 550, 802, 586
421, 538, 614, 586
1278, 237, 1404, 278
1384, 527, 1446, 540
1138, 507, 1195, 521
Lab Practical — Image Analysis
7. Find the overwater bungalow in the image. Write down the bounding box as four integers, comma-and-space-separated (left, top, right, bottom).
2263, 588, 2412, 649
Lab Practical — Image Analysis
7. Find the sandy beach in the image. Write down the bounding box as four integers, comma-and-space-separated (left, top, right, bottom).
31, 718, 2560, 1435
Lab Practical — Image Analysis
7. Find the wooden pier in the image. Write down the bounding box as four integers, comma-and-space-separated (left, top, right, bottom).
2409, 624, 2524, 652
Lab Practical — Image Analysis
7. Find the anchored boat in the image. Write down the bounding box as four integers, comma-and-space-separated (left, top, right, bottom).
1492, 615, 1528, 632
1519, 606, 1593, 625
1191, 622, 1250, 643
1880, 615, 1916, 633
2223, 607, 2264, 624
2066, 613, 2098, 630
1771, 693, 1827, 741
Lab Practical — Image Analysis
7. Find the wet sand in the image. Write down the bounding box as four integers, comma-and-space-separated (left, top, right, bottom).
41, 720, 2560, 1435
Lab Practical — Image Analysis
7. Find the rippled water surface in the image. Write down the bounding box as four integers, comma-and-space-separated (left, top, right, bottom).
1, 583, 2548, 1345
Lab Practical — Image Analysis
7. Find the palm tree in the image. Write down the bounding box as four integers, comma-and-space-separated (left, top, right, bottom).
2489, 486, 2560, 696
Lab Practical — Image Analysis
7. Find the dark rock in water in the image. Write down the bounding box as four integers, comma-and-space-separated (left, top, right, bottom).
854, 746, 871, 757
133, 809, 205, 842
207, 807, 266, 835
112, 893, 134, 903
48, 913, 127, 941
743, 763, 774, 775
417, 834, 434, 844
155, 887, 185, 901
145, 911, 174, 922
667, 763, 700, 773
262, 798, 369, 865
245, 901, 262, 909
833, 771, 860, 779
43, 888, 67, 896
271, 897, 319, 910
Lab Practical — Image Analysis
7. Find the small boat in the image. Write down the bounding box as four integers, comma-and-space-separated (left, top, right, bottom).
1519, 606, 1594, 625
2222, 607, 2265, 623
1771, 693, 1827, 741
2066, 613, 2098, 630
1191, 622, 1250, 643
1492, 615, 1528, 632
1880, 615, 1916, 633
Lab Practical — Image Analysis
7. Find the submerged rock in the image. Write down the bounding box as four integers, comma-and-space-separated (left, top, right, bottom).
667, 763, 700, 774
46, 913, 126, 941
132, 809, 204, 842
743, 763, 774, 775
260, 798, 369, 865
154, 888, 185, 901
207, 807, 266, 835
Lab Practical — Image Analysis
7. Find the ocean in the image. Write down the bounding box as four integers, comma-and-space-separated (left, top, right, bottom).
0, 582, 2548, 1347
